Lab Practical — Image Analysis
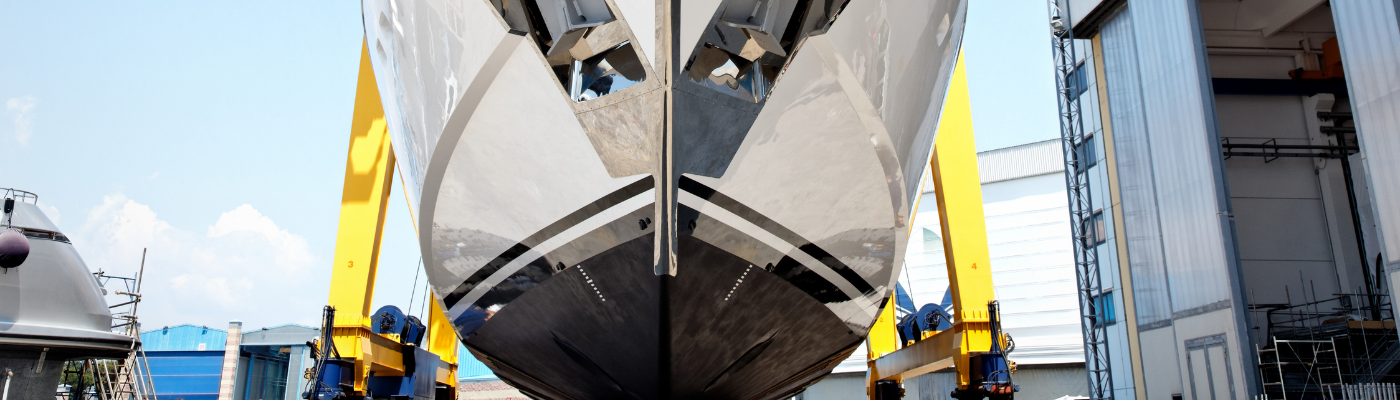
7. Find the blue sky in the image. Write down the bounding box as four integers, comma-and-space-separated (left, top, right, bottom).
0, 1, 1058, 330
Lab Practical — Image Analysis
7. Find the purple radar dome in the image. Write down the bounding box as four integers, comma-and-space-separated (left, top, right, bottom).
0, 228, 29, 269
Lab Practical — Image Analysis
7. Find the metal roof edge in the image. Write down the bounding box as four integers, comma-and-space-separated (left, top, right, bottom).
921, 139, 1066, 192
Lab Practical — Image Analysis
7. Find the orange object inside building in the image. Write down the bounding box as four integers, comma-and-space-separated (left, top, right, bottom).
1288, 37, 1345, 80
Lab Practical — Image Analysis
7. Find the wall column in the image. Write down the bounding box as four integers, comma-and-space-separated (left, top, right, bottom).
217, 321, 242, 400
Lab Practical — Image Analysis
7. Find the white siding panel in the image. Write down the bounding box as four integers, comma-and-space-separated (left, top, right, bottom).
991, 255, 1074, 275
1063, 0, 1107, 32
836, 154, 1081, 371
903, 174, 1082, 364
833, 342, 869, 373
985, 212, 1067, 232
1130, 0, 1236, 312
989, 223, 1071, 246
1100, 6, 1174, 324
1332, 1, 1400, 266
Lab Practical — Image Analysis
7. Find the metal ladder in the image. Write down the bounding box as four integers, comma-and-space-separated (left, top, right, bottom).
1258, 337, 1344, 399
95, 348, 157, 400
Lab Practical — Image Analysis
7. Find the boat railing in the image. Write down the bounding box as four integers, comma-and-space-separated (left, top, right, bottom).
1, 188, 37, 204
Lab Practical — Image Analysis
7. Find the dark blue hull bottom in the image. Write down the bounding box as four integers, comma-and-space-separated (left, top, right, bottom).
463, 233, 864, 400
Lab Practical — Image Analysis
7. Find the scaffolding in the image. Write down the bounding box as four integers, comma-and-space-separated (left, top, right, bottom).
1226, 103, 1399, 399
1258, 337, 1345, 399
58, 250, 158, 400
1050, 2, 1113, 400
1252, 292, 1400, 400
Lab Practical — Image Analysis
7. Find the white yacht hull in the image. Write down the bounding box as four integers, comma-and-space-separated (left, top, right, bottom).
361, 0, 966, 397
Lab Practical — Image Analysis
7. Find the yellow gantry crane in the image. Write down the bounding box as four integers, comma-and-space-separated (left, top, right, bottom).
303, 39, 459, 400
866, 53, 1017, 400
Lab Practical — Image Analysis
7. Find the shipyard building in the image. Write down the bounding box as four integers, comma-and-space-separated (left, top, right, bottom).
140, 322, 507, 400
1053, 1, 1400, 399
802, 140, 1091, 400
140, 323, 319, 400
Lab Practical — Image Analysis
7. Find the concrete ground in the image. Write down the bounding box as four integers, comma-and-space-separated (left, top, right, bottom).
458, 364, 1088, 400
797, 365, 1089, 400
459, 379, 528, 400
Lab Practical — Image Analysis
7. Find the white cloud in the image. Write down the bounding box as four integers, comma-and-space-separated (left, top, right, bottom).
208, 204, 315, 271
6, 96, 36, 145
72, 193, 328, 329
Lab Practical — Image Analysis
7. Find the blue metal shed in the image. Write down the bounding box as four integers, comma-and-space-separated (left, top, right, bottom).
459, 343, 498, 380
141, 325, 229, 400
142, 324, 227, 351
142, 324, 492, 398
144, 351, 223, 400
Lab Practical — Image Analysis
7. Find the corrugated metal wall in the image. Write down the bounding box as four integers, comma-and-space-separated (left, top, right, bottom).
242, 347, 291, 400
460, 342, 498, 380
977, 140, 1065, 184
1332, 1, 1400, 270
1093, 1, 1263, 397
146, 351, 223, 400
1128, 0, 1237, 313
142, 326, 227, 400
1099, 4, 1173, 327
240, 324, 318, 345
796, 373, 869, 400
141, 324, 228, 351
141, 325, 313, 400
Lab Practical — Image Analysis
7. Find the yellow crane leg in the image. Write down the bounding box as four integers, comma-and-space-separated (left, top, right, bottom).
428, 294, 460, 385
868, 51, 1001, 398
325, 36, 457, 396
929, 51, 997, 392
866, 296, 903, 398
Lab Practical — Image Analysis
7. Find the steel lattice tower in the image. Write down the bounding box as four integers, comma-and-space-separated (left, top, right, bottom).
1050, 3, 1114, 400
